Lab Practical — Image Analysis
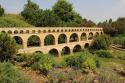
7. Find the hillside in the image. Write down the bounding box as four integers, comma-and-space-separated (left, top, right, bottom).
0, 14, 33, 27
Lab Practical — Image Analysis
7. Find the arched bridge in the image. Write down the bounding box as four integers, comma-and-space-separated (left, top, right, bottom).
0, 27, 103, 57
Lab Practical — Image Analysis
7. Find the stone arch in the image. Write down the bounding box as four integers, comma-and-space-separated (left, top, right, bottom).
32, 30, 35, 33
95, 32, 99, 37
13, 36, 23, 49
38, 30, 41, 33
61, 46, 70, 55
101, 32, 103, 35
26, 30, 29, 33
49, 48, 59, 56
8, 30, 12, 34
88, 32, 93, 40
73, 44, 82, 53
84, 43, 89, 48
14, 30, 18, 34
27, 35, 41, 47
58, 34, 67, 44
44, 34, 55, 46
1, 31, 6, 33
69, 33, 79, 42
81, 32, 87, 41
34, 51, 43, 54
20, 30, 23, 34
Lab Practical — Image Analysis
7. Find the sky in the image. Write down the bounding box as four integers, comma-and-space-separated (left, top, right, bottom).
0, 0, 125, 23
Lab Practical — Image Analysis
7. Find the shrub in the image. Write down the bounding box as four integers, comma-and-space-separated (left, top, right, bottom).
96, 50, 113, 58
29, 53, 54, 75
64, 52, 97, 70
54, 59, 67, 68
91, 35, 112, 50
0, 33, 17, 62
0, 62, 30, 83
14, 54, 31, 62
48, 68, 83, 83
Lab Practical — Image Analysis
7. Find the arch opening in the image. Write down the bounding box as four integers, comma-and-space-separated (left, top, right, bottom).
69, 33, 79, 42
27, 35, 41, 47
44, 34, 55, 46
101, 32, 103, 35
88, 32, 93, 40
61, 46, 70, 55
73, 45, 82, 53
13, 36, 23, 49
49, 49, 59, 57
95, 32, 99, 37
81, 32, 87, 41
34, 51, 43, 54
84, 43, 89, 48
14, 30, 18, 34
58, 34, 67, 44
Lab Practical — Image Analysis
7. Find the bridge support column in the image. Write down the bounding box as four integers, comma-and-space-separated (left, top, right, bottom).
23, 42, 27, 49
58, 51, 62, 57
70, 49, 73, 55
55, 39, 58, 45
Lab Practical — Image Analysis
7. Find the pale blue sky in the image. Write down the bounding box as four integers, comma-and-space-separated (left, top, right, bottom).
0, 0, 125, 23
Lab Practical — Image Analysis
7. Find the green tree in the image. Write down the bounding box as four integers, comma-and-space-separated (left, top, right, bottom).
39, 9, 61, 27
21, 0, 41, 26
52, 0, 83, 27
0, 5, 4, 16
0, 33, 17, 62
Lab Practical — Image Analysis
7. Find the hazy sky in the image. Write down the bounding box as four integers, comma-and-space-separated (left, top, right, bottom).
0, 0, 125, 23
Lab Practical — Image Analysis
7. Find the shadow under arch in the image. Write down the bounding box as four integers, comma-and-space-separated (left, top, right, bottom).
61, 46, 70, 55
73, 44, 82, 53
49, 48, 59, 57
69, 33, 79, 42
44, 34, 55, 46
27, 35, 41, 47
58, 34, 67, 44
81, 32, 87, 41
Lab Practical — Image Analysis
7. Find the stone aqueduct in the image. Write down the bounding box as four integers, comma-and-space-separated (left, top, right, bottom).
0, 27, 103, 57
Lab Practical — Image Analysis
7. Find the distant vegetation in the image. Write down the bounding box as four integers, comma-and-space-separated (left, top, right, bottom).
98, 18, 125, 36
0, 14, 32, 27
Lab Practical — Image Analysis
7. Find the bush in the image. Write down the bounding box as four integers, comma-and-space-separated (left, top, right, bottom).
91, 35, 112, 50
0, 33, 17, 62
14, 54, 31, 62
0, 62, 30, 83
64, 52, 98, 70
54, 59, 67, 68
28, 53, 54, 75
96, 50, 113, 58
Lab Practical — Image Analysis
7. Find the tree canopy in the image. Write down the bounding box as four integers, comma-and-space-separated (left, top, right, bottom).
98, 17, 125, 36
0, 5, 4, 16
21, 0, 91, 27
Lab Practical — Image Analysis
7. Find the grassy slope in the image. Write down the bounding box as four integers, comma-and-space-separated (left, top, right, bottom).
0, 14, 33, 27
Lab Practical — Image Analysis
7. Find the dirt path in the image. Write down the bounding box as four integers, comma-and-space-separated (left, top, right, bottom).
17, 64, 47, 83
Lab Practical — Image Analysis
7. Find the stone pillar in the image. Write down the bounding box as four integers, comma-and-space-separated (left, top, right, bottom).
58, 51, 62, 57
70, 49, 73, 55
23, 42, 27, 49
23, 38, 27, 49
